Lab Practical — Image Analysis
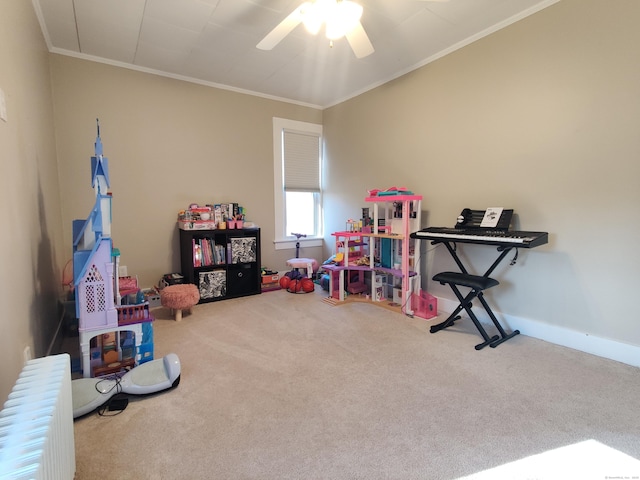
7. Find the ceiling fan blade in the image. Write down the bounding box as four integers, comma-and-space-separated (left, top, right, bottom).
345, 21, 374, 59
257, 2, 309, 51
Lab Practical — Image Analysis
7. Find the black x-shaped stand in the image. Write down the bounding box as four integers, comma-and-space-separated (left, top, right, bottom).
429, 241, 520, 349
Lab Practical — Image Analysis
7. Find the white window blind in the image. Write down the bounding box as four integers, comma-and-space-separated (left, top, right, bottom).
273, 117, 323, 246
283, 131, 320, 192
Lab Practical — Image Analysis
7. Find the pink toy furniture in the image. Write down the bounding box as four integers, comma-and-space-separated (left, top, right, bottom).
161, 284, 200, 321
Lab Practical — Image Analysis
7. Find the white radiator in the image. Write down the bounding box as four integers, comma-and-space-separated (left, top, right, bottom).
0, 354, 75, 480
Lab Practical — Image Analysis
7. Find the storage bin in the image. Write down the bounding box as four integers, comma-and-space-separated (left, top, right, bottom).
142, 287, 162, 308
411, 290, 437, 319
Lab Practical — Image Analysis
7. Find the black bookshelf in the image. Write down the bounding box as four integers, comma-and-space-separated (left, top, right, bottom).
179, 228, 261, 303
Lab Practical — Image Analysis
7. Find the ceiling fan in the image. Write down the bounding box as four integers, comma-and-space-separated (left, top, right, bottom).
256, 0, 450, 59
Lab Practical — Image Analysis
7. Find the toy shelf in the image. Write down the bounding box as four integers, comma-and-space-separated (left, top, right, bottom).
179, 227, 261, 303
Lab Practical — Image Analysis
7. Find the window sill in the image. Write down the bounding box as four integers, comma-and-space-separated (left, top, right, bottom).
274, 238, 323, 251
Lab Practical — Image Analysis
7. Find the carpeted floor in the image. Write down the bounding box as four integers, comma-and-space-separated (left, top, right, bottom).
73, 288, 640, 479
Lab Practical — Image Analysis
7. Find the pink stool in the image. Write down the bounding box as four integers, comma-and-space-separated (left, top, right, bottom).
161, 284, 200, 321
286, 257, 319, 279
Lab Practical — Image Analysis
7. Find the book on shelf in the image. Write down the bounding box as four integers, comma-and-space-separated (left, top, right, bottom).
214, 243, 226, 264
202, 239, 212, 266
193, 238, 226, 267
192, 239, 202, 267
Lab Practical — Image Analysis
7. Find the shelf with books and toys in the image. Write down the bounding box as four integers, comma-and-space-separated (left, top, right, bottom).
177, 202, 261, 304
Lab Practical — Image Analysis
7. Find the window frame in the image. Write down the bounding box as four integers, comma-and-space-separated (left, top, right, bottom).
272, 117, 323, 250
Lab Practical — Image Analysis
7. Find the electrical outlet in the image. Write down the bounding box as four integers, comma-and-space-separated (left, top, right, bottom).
23, 346, 32, 364
119, 265, 128, 277
0, 87, 7, 122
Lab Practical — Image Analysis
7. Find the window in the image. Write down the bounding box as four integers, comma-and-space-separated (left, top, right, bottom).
273, 118, 323, 249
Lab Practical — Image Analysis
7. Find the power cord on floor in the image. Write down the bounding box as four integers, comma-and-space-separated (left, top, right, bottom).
95, 373, 128, 416
98, 393, 129, 416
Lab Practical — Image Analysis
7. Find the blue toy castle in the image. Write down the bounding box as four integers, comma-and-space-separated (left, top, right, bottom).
72, 121, 152, 377
72, 120, 117, 331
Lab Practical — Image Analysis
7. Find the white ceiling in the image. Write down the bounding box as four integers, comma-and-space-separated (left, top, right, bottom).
33, 0, 558, 108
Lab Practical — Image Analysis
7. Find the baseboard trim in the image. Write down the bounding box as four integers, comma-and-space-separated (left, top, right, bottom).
435, 297, 640, 368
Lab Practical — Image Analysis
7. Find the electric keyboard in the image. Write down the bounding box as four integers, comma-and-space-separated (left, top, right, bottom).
411, 227, 548, 248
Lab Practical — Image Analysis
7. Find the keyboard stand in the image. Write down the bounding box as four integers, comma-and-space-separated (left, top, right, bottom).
440, 240, 512, 277
429, 240, 520, 349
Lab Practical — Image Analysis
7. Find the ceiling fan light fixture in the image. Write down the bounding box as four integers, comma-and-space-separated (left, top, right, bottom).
301, 5, 320, 34
326, 1, 363, 40
258, 0, 373, 58
302, 0, 363, 40
302, 0, 331, 35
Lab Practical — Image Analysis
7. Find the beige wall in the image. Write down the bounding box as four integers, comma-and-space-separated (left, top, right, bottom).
323, 0, 640, 351
0, 0, 65, 403
50, 55, 323, 288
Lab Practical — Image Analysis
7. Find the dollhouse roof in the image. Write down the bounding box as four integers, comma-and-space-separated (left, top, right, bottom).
91, 121, 110, 191
73, 235, 103, 287
91, 155, 110, 191
74, 121, 113, 287
73, 232, 112, 288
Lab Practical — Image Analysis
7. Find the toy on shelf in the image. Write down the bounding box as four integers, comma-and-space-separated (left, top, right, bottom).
118, 275, 139, 299
367, 186, 414, 197
177, 202, 247, 230
322, 252, 344, 266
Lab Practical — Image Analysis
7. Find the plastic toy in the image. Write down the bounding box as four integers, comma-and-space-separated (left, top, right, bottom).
72, 353, 181, 418
300, 278, 315, 293
322, 252, 344, 266
320, 274, 330, 291
279, 276, 291, 290
367, 186, 413, 197
281, 269, 314, 293
288, 278, 303, 293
